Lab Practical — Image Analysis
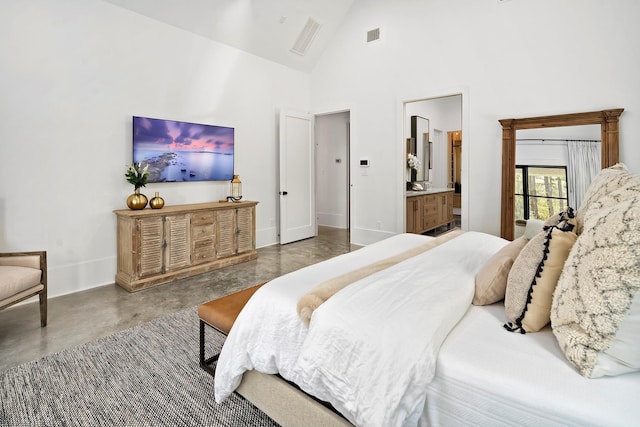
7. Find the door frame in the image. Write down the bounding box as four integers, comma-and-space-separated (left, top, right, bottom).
313, 108, 352, 236
398, 88, 469, 233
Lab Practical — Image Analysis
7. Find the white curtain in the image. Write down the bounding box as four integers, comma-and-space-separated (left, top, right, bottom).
567, 140, 601, 209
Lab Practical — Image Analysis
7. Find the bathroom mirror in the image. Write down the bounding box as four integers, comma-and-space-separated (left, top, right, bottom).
410, 115, 429, 182
499, 108, 623, 240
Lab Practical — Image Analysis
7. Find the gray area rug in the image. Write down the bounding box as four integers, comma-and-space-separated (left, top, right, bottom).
0, 308, 278, 427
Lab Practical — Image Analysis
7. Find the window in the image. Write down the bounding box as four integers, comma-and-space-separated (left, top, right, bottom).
515, 166, 568, 221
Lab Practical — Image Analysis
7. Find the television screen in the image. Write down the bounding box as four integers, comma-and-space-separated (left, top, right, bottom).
132, 116, 234, 183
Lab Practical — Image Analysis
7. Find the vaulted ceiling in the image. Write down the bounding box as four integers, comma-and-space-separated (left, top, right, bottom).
104, 0, 356, 72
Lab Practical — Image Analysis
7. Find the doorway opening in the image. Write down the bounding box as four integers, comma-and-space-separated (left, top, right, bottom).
315, 111, 351, 239
403, 94, 464, 233
448, 129, 462, 223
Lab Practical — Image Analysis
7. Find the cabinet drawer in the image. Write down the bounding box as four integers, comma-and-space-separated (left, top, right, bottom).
193, 238, 214, 251
423, 196, 438, 206
192, 248, 216, 263
423, 203, 437, 216
191, 223, 215, 240
191, 212, 215, 225
423, 215, 439, 230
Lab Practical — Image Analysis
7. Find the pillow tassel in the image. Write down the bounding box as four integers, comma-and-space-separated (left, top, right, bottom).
503, 322, 526, 334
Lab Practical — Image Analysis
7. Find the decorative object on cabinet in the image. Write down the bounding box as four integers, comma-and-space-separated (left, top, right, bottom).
407, 153, 421, 171
125, 163, 149, 189
114, 201, 258, 292
149, 192, 165, 209
227, 174, 243, 202
125, 163, 150, 210
126, 188, 148, 210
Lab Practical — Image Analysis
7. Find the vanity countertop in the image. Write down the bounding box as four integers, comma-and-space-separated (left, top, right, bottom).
405, 188, 454, 196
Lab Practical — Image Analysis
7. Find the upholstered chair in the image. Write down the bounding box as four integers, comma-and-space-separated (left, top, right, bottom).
0, 251, 47, 326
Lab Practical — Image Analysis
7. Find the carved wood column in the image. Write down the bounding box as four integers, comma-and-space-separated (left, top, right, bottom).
602, 109, 624, 168
499, 119, 516, 241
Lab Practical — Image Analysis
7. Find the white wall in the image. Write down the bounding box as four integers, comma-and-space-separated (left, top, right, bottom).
316, 112, 350, 228
0, 0, 310, 297
311, 0, 640, 245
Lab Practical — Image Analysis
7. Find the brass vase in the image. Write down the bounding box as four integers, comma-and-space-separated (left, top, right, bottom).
149, 192, 165, 209
127, 188, 148, 210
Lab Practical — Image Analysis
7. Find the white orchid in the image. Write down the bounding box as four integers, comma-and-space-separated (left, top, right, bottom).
407, 153, 421, 171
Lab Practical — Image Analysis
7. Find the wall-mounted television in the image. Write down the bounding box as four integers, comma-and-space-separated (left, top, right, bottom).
132, 116, 234, 183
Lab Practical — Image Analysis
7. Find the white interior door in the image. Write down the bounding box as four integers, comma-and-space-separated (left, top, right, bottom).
279, 110, 316, 244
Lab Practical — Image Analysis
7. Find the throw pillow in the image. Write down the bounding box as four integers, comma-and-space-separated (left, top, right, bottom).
575, 163, 632, 234
473, 236, 528, 306
524, 219, 544, 240
551, 194, 640, 378
504, 209, 577, 333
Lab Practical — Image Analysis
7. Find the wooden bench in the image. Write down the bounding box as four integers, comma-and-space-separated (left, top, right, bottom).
198, 283, 265, 376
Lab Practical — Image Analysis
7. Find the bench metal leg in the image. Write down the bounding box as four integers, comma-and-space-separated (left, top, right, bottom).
199, 320, 220, 376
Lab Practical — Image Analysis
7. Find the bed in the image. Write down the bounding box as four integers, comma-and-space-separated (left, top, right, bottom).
213, 164, 640, 426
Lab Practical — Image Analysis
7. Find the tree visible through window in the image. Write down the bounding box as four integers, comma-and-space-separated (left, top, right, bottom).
515, 166, 568, 221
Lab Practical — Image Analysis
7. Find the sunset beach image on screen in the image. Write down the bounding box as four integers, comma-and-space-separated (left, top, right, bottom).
132, 116, 234, 183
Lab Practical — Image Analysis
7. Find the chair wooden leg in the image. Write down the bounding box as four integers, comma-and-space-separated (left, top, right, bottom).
39, 292, 47, 327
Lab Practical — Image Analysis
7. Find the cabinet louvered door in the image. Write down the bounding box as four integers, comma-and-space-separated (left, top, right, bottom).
236, 207, 255, 254
216, 209, 236, 258
136, 217, 164, 277
164, 215, 190, 271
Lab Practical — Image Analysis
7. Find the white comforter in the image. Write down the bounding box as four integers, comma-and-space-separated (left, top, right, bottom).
214, 231, 508, 426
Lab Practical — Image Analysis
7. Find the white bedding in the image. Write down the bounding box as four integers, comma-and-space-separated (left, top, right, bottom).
215, 231, 509, 426
423, 304, 640, 427
215, 232, 438, 404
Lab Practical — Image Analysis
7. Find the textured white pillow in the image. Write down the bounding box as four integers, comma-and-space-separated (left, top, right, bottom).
552, 194, 640, 377
575, 163, 632, 234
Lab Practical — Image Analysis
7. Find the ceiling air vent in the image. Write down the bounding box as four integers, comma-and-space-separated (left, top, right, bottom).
291, 17, 321, 56
367, 28, 380, 43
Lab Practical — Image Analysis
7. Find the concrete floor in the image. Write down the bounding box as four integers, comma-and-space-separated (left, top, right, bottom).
0, 226, 358, 372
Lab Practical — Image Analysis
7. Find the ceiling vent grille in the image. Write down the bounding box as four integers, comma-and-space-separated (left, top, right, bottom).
291, 17, 321, 56
367, 28, 380, 43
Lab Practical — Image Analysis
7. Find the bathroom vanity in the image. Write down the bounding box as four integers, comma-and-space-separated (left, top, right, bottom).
406, 188, 454, 234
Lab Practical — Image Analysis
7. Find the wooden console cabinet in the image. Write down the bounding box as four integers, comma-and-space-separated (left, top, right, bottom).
406, 190, 454, 234
114, 201, 257, 292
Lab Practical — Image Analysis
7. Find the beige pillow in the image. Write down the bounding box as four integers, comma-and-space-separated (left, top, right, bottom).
504, 211, 577, 333
552, 194, 640, 378
473, 236, 528, 306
